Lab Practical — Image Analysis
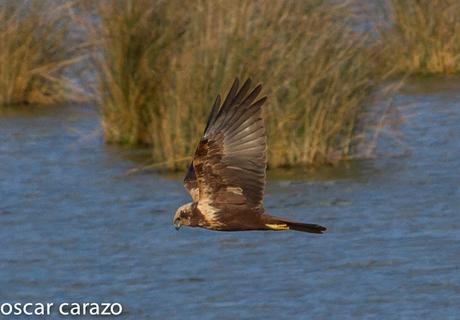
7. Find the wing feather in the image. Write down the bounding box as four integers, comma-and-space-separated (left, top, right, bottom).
204, 95, 221, 135
187, 78, 267, 210
183, 93, 222, 201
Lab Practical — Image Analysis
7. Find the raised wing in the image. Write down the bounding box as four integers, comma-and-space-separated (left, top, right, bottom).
191, 78, 267, 209
183, 92, 222, 202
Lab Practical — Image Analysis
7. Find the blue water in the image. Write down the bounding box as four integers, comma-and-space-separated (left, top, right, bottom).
1, 79, 460, 319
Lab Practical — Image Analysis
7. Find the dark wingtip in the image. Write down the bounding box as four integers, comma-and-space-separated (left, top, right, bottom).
241, 84, 262, 106
203, 94, 222, 135
232, 77, 240, 88
252, 96, 267, 108
231, 78, 240, 92
217, 78, 240, 115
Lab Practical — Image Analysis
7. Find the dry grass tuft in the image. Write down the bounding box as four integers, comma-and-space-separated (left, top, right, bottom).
0, 0, 84, 107
91, 0, 395, 169
86, 0, 186, 145
379, 0, 460, 75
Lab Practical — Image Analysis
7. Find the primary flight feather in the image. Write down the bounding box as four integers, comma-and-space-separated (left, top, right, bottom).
174, 78, 326, 233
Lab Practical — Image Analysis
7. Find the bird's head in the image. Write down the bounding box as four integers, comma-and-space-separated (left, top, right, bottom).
173, 203, 193, 230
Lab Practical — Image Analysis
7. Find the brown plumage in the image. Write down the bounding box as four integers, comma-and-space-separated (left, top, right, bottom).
173, 78, 326, 233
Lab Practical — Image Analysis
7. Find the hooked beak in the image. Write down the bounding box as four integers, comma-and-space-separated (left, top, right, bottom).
174, 219, 181, 231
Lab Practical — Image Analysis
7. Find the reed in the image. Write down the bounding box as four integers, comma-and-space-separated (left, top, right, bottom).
86, 0, 186, 145
92, 0, 393, 169
0, 1, 84, 107
380, 0, 460, 75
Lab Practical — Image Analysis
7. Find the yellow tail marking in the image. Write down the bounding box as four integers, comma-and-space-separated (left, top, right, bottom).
265, 223, 289, 230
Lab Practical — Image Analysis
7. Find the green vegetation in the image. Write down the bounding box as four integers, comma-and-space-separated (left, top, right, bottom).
5, 0, 460, 169
87, 0, 186, 146
0, 1, 83, 107
91, 0, 394, 169
380, 0, 460, 75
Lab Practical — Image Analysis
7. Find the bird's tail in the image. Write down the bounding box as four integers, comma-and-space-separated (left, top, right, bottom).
284, 221, 326, 233
265, 216, 326, 234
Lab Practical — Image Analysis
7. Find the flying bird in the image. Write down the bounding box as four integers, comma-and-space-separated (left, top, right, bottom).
173, 78, 326, 233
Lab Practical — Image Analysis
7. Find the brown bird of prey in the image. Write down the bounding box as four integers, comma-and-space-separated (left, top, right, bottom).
173, 78, 326, 233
